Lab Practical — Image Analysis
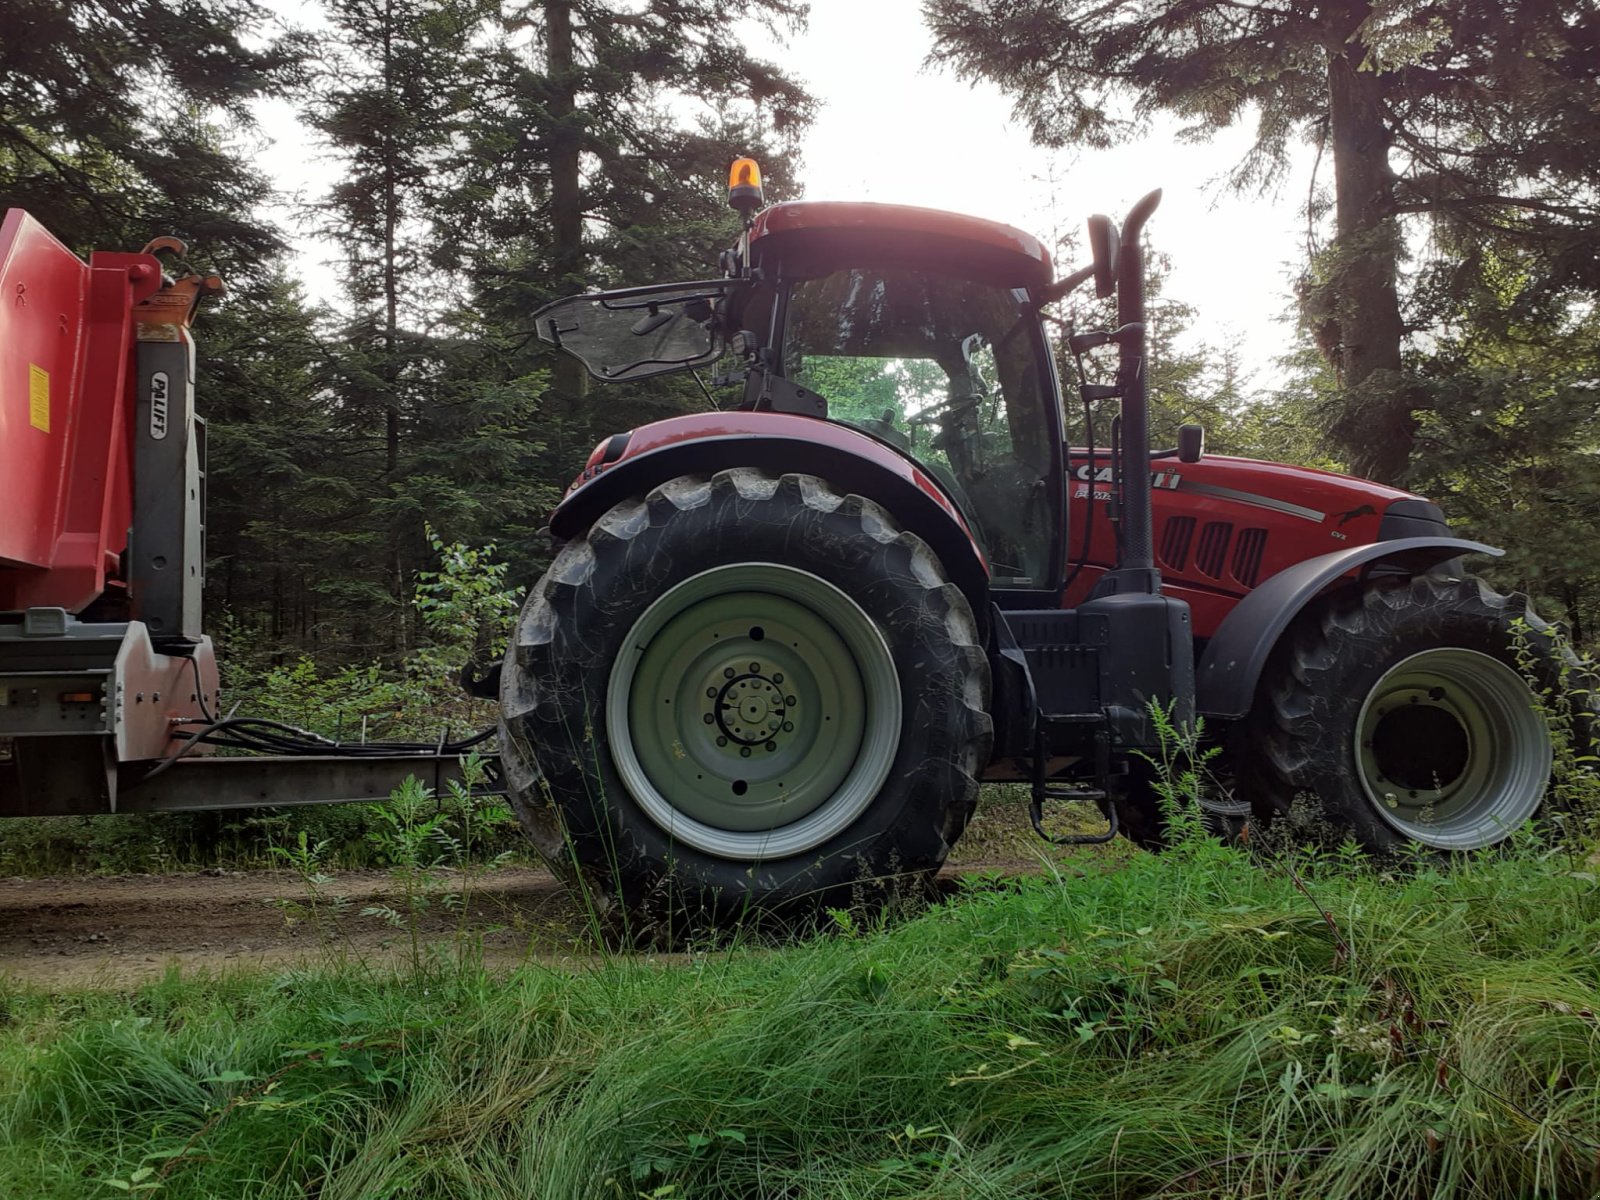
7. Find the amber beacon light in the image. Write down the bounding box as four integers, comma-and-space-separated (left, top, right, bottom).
728, 157, 764, 222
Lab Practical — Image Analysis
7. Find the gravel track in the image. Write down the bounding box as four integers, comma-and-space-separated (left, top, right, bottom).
0, 857, 1050, 988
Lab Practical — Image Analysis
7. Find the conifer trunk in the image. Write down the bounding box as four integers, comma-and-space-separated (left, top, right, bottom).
381, 0, 408, 654
545, 0, 588, 408
1323, 4, 1410, 484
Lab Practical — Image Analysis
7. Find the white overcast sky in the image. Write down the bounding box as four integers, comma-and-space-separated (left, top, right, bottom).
254, 0, 1315, 388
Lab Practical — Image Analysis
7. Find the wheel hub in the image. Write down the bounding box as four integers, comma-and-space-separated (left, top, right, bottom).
713, 669, 793, 747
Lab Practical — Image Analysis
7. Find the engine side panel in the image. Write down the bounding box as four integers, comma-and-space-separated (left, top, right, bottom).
1062, 452, 1443, 638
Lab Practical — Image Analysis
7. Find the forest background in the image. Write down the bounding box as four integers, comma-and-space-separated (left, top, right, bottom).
2, 0, 1597, 680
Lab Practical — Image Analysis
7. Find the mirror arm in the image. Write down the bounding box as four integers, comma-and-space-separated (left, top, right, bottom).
1038, 263, 1096, 305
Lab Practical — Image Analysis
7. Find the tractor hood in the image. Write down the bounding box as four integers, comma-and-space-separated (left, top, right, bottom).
1064, 448, 1451, 637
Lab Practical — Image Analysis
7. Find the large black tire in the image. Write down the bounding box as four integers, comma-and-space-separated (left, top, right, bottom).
1238, 573, 1578, 853
498, 468, 992, 929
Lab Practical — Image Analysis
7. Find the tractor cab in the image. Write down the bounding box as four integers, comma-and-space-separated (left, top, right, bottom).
534, 182, 1069, 593
506, 159, 1533, 927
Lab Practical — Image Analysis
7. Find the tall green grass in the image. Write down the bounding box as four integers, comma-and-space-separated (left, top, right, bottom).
3, 832, 1597, 1198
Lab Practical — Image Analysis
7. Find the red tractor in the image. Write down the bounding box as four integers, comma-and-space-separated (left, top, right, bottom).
500, 162, 1569, 921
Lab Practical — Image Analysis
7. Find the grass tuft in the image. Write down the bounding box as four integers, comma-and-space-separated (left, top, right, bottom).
3, 834, 1598, 1198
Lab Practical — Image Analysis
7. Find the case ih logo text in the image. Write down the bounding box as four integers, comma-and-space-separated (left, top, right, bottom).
1072, 464, 1182, 502
149, 372, 169, 440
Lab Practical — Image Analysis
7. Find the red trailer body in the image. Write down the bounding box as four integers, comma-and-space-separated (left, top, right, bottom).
2, 209, 476, 819
0, 210, 164, 613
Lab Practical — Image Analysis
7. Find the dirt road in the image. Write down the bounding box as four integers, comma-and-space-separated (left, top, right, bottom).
0, 866, 584, 988
0, 853, 1056, 989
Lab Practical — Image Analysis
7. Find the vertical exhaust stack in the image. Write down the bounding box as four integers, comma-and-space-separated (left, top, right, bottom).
1112, 190, 1162, 583
1076, 190, 1196, 746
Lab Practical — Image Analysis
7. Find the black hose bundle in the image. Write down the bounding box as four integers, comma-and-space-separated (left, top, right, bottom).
171, 716, 496, 758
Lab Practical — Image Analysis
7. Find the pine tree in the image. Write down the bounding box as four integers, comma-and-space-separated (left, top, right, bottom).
304, 0, 497, 652
0, 0, 304, 271
924, 0, 1600, 485
439, 0, 816, 425
197, 274, 365, 652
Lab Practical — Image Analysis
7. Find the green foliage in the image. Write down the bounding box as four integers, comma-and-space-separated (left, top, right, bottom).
221, 529, 519, 743
4, 841, 1599, 1197
1139, 700, 1227, 852
345, 755, 516, 971
269, 831, 349, 946
1407, 248, 1600, 638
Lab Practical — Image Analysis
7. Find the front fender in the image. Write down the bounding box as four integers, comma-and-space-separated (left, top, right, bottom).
1196, 536, 1503, 719
548, 415, 991, 631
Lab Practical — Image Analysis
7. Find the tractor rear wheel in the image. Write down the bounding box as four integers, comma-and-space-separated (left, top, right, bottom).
498, 468, 991, 931
1240, 574, 1573, 853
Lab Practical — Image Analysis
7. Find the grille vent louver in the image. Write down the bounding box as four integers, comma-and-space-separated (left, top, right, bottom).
1195, 521, 1232, 578
1159, 515, 1195, 570
1231, 528, 1269, 587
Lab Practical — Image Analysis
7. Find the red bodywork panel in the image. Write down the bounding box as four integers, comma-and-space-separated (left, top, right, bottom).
1065, 451, 1428, 637
560, 410, 988, 570
559, 412, 1427, 645
745, 202, 1054, 290
0, 210, 161, 612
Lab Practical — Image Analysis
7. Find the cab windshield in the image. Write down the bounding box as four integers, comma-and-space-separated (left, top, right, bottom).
781, 267, 1058, 587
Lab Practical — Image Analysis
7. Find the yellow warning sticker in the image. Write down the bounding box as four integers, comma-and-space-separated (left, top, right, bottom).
29, 364, 49, 433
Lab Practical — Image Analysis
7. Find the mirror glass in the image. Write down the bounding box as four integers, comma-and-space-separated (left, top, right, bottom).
1088, 215, 1120, 299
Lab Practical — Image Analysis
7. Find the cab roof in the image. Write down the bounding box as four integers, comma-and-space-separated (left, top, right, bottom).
746, 201, 1055, 292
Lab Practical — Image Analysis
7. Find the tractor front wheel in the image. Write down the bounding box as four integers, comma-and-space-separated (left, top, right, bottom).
1240, 574, 1571, 852
498, 468, 991, 931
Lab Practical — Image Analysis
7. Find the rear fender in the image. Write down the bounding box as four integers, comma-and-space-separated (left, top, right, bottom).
1196, 536, 1502, 719
548, 421, 991, 632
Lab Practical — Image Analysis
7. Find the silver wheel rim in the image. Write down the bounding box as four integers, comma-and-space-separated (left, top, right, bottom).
606, 563, 901, 860
1353, 647, 1550, 849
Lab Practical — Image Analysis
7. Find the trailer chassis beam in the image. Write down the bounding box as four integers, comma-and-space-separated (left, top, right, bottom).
0, 752, 502, 817
114, 754, 502, 813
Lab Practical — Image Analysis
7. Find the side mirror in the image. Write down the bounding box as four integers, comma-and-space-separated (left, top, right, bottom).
533, 280, 733, 382
1177, 423, 1205, 463
1087, 214, 1120, 299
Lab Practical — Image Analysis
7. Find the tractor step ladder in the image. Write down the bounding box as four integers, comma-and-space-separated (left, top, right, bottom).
1029, 713, 1119, 846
